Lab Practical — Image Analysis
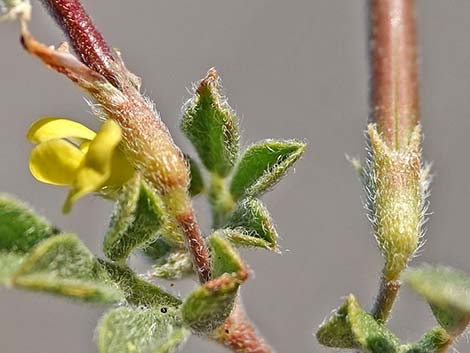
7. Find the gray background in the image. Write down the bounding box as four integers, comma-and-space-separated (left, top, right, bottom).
1, 1, 469, 352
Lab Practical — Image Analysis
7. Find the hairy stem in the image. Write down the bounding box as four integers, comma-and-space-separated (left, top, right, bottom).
367, 0, 420, 325
38, 0, 120, 87
212, 301, 275, 353
369, 0, 419, 150
209, 174, 235, 229
371, 277, 400, 323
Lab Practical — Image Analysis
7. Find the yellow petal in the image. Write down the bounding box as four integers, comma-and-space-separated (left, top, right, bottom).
79, 141, 91, 154
106, 148, 135, 187
63, 168, 107, 213
27, 117, 96, 143
29, 139, 84, 185
62, 120, 122, 213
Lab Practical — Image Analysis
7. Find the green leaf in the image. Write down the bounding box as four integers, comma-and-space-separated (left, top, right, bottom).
0, 194, 57, 253
100, 261, 181, 308
186, 155, 205, 197
104, 177, 165, 262
97, 307, 188, 353
181, 235, 247, 333
0, 252, 24, 285
229, 139, 306, 200
182, 274, 242, 333
142, 238, 174, 263
181, 69, 239, 177
152, 250, 193, 280
182, 235, 247, 333
222, 230, 273, 249
316, 295, 400, 352
225, 197, 278, 251
12, 234, 122, 303
404, 265, 470, 335
401, 327, 451, 353
209, 233, 245, 279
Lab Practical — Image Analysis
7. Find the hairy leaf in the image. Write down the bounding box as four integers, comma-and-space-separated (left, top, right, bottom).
401, 327, 451, 353
404, 265, 470, 335
0, 252, 24, 285
104, 177, 165, 262
0, 194, 57, 253
181, 69, 239, 177
97, 307, 188, 353
182, 235, 248, 333
100, 261, 181, 308
230, 139, 305, 200
13, 234, 122, 303
209, 233, 245, 279
152, 250, 193, 280
186, 155, 205, 197
225, 197, 278, 251
316, 295, 400, 352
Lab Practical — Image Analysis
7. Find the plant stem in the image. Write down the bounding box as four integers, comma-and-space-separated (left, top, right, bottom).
371, 277, 400, 323
212, 301, 275, 353
369, 0, 419, 150
367, 0, 420, 325
38, 0, 120, 87
209, 173, 235, 229
175, 206, 211, 283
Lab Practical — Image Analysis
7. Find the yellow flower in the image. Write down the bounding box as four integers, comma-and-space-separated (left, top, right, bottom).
27, 118, 134, 213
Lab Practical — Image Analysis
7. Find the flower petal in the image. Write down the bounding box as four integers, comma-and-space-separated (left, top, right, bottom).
62, 120, 122, 213
29, 139, 84, 185
107, 148, 134, 187
27, 117, 96, 143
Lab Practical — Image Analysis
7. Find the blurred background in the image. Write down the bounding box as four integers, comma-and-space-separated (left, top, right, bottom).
1, 1, 470, 352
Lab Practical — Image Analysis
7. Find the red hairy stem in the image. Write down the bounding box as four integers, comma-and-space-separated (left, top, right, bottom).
212, 302, 275, 353
369, 0, 419, 150
38, 0, 120, 86
176, 211, 211, 283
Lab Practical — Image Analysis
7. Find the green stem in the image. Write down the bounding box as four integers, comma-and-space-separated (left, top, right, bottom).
209, 174, 236, 229
371, 276, 400, 324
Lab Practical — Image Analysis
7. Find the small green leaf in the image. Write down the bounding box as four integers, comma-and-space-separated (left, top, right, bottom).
209, 233, 245, 279
152, 250, 193, 280
0, 194, 57, 253
181, 69, 239, 177
316, 295, 400, 352
13, 234, 122, 303
0, 252, 24, 285
97, 307, 188, 353
182, 235, 247, 333
142, 238, 174, 263
220, 229, 273, 250
404, 265, 470, 335
186, 156, 205, 197
225, 198, 278, 250
100, 261, 181, 308
104, 176, 165, 262
182, 274, 242, 334
401, 327, 451, 353
229, 139, 305, 200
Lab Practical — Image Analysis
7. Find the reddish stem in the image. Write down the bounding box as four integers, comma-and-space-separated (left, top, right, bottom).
369, 0, 419, 149
176, 211, 211, 283
38, 0, 120, 86
213, 302, 274, 353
